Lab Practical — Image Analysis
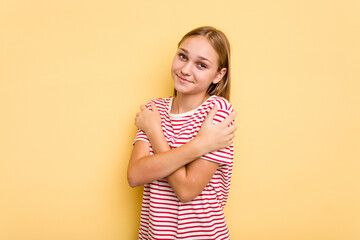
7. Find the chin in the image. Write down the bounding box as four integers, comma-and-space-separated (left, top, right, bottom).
173, 85, 186, 94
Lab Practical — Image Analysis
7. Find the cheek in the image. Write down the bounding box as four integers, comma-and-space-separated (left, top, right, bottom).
171, 61, 180, 79
208, 70, 220, 82
171, 60, 180, 71
172, 56, 187, 71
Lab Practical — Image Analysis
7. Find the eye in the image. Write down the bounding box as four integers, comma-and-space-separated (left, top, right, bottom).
198, 62, 207, 69
178, 53, 187, 61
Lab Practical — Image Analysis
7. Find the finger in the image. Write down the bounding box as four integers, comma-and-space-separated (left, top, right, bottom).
151, 102, 159, 113
227, 124, 237, 134
205, 104, 218, 124
224, 138, 233, 147
140, 105, 147, 111
229, 133, 235, 140
222, 110, 237, 127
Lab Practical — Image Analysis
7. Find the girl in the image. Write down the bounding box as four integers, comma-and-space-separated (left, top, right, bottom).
128, 26, 236, 240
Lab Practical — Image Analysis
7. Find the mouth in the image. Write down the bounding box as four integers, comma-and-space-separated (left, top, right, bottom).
177, 74, 192, 83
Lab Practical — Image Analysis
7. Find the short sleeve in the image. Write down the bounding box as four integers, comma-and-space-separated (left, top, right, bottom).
200, 97, 234, 165
133, 129, 150, 145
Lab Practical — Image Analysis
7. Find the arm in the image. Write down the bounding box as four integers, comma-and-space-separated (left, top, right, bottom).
130, 103, 236, 202
166, 159, 220, 202
128, 131, 213, 188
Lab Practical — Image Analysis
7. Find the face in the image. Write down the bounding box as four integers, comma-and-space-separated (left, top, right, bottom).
171, 36, 226, 98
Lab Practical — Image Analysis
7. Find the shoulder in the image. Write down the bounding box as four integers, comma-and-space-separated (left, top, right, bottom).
208, 95, 234, 113
197, 96, 234, 124
144, 97, 172, 117
145, 97, 172, 109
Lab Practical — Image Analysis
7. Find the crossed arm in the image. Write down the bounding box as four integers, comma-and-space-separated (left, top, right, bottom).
127, 103, 236, 202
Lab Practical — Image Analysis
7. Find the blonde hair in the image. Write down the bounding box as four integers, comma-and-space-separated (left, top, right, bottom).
174, 26, 231, 100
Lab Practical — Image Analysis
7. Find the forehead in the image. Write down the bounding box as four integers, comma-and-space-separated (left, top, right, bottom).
179, 36, 218, 61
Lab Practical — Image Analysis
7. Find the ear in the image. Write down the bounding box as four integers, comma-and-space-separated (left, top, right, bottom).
212, 68, 227, 84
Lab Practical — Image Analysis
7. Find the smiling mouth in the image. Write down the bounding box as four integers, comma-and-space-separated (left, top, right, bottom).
177, 74, 191, 83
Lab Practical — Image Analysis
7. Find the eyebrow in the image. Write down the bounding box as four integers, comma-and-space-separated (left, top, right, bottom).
179, 48, 213, 64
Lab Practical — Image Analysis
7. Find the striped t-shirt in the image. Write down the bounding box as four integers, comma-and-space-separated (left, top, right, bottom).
134, 95, 234, 240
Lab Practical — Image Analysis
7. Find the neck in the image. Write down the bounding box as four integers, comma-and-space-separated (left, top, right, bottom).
171, 93, 210, 114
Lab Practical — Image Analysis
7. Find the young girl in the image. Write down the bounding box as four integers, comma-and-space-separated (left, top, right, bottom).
128, 26, 236, 240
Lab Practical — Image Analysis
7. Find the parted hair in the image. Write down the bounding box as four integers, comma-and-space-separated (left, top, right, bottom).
174, 26, 231, 100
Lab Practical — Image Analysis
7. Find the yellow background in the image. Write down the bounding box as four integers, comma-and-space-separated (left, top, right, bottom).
1, 0, 359, 239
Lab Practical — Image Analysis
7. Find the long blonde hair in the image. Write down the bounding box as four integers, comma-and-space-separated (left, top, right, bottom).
174, 26, 231, 100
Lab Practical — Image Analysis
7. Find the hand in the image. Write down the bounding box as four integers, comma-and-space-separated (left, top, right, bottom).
134, 102, 162, 134
196, 105, 237, 153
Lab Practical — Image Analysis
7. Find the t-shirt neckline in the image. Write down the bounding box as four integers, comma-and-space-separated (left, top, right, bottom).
168, 95, 215, 118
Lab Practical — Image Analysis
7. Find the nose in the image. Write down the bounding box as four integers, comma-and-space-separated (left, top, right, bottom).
180, 61, 192, 76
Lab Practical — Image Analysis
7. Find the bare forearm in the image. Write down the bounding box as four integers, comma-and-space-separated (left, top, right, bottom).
147, 128, 195, 186
166, 166, 188, 194
147, 128, 211, 202
128, 137, 206, 187
146, 127, 171, 153
166, 159, 219, 202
